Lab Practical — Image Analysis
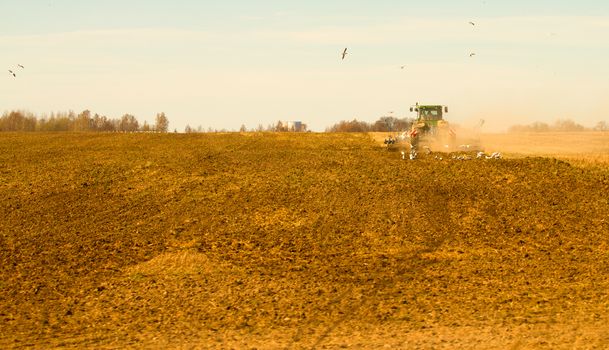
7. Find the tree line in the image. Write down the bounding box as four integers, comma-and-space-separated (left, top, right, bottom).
508, 119, 609, 133
325, 116, 413, 132
184, 120, 309, 133
327, 117, 609, 133
4, 109, 605, 134
0, 110, 169, 133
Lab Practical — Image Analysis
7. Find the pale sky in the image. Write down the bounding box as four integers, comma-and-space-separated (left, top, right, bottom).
2, 0, 609, 132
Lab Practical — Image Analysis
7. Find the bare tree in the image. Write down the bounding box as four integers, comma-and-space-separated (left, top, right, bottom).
73, 110, 92, 131
155, 112, 169, 133
119, 114, 139, 132
326, 119, 371, 132
275, 120, 287, 132
553, 119, 585, 132
594, 121, 608, 131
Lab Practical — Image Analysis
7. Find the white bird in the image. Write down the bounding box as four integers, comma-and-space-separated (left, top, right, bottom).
486, 152, 502, 159
341, 47, 348, 60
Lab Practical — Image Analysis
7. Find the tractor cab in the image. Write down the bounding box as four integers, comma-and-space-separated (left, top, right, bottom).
409, 104, 449, 135
410, 104, 448, 124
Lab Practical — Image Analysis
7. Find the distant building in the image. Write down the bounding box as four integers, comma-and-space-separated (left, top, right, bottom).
277, 120, 307, 132
288, 120, 307, 132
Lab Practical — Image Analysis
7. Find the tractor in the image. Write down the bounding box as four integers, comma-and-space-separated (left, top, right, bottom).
406, 104, 455, 159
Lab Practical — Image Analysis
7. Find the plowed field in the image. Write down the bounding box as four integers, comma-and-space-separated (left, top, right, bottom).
1, 132, 609, 349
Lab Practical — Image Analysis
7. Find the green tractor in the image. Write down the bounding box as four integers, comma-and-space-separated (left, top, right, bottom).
406, 103, 455, 159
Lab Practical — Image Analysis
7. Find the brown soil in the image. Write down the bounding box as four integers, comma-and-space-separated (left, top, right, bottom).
1, 132, 609, 349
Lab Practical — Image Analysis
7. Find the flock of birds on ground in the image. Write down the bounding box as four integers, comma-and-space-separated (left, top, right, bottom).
399, 148, 502, 161
341, 21, 477, 64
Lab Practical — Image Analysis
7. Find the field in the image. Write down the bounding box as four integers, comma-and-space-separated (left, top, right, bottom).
479, 132, 609, 164
1, 132, 609, 349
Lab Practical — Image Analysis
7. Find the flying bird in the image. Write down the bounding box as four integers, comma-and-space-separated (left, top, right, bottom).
469, 52, 476, 57
469, 21, 475, 26
341, 47, 348, 60
8, 70, 15, 77
18, 64, 24, 69
400, 65, 406, 69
